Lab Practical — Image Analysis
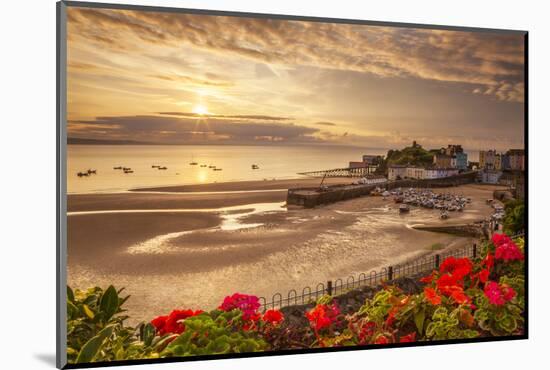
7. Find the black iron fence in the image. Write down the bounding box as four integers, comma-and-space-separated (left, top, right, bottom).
259, 232, 525, 312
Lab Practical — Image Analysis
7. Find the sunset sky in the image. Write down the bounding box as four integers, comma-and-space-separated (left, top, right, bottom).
67, 7, 525, 150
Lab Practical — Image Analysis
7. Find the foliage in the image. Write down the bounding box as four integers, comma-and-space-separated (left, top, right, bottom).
66, 285, 168, 363
67, 233, 524, 363
161, 310, 267, 357
503, 199, 525, 235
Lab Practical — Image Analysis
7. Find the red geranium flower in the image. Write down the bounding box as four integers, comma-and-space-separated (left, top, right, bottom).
492, 233, 512, 247
399, 332, 416, 343
424, 287, 442, 305
448, 286, 470, 305
420, 270, 436, 284
262, 309, 284, 326
374, 335, 390, 344
477, 269, 490, 283
151, 309, 203, 335
151, 315, 168, 335
440, 257, 472, 280
482, 253, 495, 270
436, 274, 461, 295
305, 303, 340, 332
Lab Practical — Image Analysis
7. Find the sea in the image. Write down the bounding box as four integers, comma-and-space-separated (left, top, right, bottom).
67, 144, 481, 193
67, 144, 386, 193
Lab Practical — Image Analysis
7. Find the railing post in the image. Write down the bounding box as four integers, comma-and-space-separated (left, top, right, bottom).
327, 280, 333, 296
473, 243, 477, 259
388, 266, 393, 281
435, 254, 441, 269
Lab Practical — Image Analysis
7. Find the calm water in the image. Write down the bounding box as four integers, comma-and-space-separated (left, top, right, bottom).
67, 144, 386, 193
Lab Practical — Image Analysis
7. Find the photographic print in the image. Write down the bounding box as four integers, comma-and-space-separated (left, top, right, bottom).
59, 2, 527, 367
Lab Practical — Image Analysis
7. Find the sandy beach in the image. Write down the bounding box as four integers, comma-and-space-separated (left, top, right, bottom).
67, 181, 506, 324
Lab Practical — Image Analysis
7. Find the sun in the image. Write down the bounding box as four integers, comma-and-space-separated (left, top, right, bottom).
192, 104, 209, 115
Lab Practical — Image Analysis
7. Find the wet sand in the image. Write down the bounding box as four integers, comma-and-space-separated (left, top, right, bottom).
130, 177, 349, 193
67, 182, 506, 324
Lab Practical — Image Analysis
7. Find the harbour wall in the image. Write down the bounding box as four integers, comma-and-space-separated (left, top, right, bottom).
287, 171, 478, 208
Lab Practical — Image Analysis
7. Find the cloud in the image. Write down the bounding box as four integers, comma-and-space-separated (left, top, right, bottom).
68, 115, 318, 144
148, 73, 234, 87
67, 8, 525, 102
157, 112, 292, 121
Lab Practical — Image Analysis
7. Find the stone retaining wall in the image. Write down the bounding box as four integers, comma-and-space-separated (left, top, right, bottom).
288, 171, 478, 208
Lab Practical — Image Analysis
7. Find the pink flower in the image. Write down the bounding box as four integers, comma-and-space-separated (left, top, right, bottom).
484, 281, 516, 305
495, 242, 524, 261
219, 293, 260, 320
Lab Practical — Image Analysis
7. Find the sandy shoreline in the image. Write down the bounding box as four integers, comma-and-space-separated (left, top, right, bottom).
67, 182, 506, 324
129, 177, 349, 193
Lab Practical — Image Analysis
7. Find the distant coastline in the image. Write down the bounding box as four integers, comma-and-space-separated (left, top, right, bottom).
68, 137, 153, 145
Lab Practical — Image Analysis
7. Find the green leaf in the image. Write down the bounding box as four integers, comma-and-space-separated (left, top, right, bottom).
67, 286, 75, 302
142, 323, 156, 347
414, 308, 426, 335
100, 285, 119, 321
75, 325, 114, 363
82, 304, 95, 319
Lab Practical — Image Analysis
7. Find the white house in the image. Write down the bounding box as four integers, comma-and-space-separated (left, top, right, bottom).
405, 166, 425, 179
388, 165, 407, 180
355, 175, 387, 185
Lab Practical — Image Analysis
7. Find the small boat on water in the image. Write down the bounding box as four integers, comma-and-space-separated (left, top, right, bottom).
122, 167, 131, 171
124, 169, 134, 174
87, 169, 97, 174
189, 155, 198, 166
158, 166, 167, 170
440, 210, 449, 220
152, 165, 160, 168
208, 165, 215, 168
251, 164, 259, 170
213, 168, 223, 171
77, 171, 89, 177
113, 166, 123, 170
399, 204, 410, 213
200, 164, 207, 167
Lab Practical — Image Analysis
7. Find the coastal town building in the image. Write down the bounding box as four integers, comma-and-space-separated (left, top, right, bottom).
355, 174, 388, 185
494, 153, 503, 170
431, 145, 468, 170
479, 150, 497, 170
362, 155, 382, 165
433, 153, 455, 168
349, 154, 383, 169
424, 167, 459, 179
508, 149, 525, 171
388, 164, 407, 181
388, 164, 458, 181
406, 166, 425, 179
479, 149, 524, 172
479, 169, 503, 184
